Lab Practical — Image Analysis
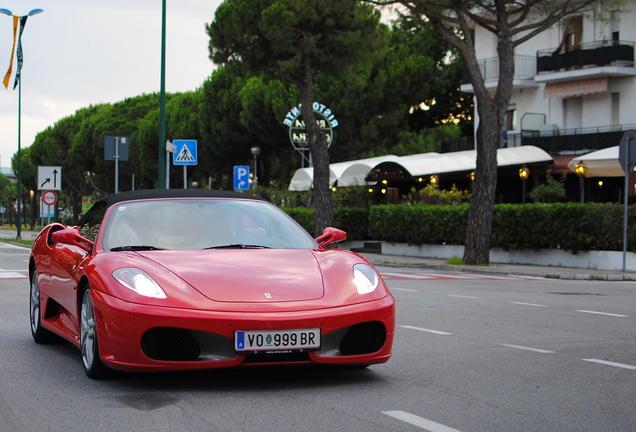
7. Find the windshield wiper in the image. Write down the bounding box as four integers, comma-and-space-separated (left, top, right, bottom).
110, 245, 166, 252
204, 244, 270, 250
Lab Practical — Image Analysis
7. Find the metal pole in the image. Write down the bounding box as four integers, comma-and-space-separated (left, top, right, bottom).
115, 137, 119, 194
183, 166, 187, 189
166, 145, 170, 189
253, 154, 258, 190
579, 176, 584, 203
208, 176, 212, 189
623, 137, 630, 273
158, 0, 167, 189
16, 79, 21, 239
132, 174, 135, 191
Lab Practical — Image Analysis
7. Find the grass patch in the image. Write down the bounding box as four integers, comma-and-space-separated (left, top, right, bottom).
445, 255, 464, 265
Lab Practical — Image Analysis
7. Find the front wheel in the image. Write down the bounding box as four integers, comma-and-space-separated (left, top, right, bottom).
80, 287, 108, 379
30, 270, 56, 343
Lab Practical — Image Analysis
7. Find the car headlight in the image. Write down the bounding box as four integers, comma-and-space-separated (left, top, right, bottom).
353, 264, 379, 295
112, 268, 167, 299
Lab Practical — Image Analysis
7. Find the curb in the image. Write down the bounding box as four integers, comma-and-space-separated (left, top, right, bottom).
365, 259, 632, 281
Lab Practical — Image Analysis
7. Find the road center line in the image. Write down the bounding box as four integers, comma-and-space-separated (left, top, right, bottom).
576, 310, 629, 318
510, 301, 548, 307
392, 287, 418, 292
399, 325, 453, 335
499, 344, 555, 354
382, 411, 465, 432
582, 359, 636, 370
448, 294, 479, 299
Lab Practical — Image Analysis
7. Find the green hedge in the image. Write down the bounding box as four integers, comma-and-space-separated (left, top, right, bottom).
370, 203, 636, 252
282, 207, 370, 241
284, 203, 636, 252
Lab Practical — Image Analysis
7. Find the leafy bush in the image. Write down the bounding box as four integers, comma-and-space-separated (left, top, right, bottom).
403, 184, 471, 205
528, 171, 566, 203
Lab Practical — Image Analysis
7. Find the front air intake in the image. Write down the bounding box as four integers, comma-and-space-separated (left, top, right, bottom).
339, 321, 386, 355
141, 327, 201, 361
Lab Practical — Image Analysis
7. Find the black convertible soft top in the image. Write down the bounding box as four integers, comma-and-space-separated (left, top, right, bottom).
78, 189, 267, 226
98, 189, 266, 207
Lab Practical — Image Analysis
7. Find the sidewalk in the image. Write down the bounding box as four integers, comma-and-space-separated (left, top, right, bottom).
0, 229, 40, 241
358, 252, 636, 281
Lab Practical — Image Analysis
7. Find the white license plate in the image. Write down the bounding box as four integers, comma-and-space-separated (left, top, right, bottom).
235, 328, 320, 353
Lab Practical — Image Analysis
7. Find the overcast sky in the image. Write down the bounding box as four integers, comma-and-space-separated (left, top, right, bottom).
0, 0, 224, 169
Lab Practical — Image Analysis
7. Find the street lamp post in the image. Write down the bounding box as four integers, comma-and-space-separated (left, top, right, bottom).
158, 0, 167, 189
251, 146, 261, 190
518, 166, 529, 204
575, 162, 587, 203
1, 8, 43, 239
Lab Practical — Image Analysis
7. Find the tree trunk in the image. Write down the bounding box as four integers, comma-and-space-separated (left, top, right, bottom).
461, 22, 515, 265
299, 56, 334, 237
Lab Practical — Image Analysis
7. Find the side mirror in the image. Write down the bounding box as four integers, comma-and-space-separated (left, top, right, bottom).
315, 227, 347, 248
51, 228, 94, 253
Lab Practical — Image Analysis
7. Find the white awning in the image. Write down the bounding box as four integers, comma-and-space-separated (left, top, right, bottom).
288, 146, 553, 190
372, 146, 553, 178
288, 155, 399, 190
567, 146, 624, 177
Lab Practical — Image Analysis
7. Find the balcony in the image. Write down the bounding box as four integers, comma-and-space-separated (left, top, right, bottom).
461, 55, 539, 93
504, 123, 636, 154
535, 40, 636, 84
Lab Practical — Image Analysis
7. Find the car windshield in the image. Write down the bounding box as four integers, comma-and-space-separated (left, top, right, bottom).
100, 198, 318, 251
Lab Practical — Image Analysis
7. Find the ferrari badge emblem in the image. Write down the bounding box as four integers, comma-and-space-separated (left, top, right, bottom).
264, 293, 272, 299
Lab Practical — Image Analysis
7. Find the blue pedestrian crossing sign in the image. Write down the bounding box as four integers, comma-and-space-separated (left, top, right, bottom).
234, 166, 250, 190
173, 140, 198, 166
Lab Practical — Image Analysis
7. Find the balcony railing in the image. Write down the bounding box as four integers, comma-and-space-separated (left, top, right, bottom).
463, 55, 536, 84
537, 40, 635, 73
504, 123, 636, 153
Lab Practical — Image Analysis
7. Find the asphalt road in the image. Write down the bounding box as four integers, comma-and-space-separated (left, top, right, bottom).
0, 243, 635, 432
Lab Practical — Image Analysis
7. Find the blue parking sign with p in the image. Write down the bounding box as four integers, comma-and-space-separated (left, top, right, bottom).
234, 166, 250, 190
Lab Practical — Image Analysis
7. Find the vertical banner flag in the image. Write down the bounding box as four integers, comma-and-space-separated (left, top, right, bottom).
3, 15, 18, 89
13, 16, 29, 90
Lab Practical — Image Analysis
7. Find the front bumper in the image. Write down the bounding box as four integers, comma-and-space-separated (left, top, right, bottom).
91, 290, 395, 372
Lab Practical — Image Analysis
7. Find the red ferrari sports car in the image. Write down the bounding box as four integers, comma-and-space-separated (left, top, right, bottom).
29, 190, 395, 378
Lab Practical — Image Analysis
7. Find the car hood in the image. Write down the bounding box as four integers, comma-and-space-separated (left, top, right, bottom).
137, 249, 324, 303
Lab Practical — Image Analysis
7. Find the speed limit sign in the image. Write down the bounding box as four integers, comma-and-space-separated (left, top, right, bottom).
42, 190, 58, 206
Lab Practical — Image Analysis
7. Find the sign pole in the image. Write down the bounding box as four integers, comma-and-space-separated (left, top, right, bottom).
183, 166, 187, 189
115, 137, 120, 194
623, 137, 630, 273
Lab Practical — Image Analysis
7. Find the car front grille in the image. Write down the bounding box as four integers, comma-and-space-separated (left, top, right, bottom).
141, 327, 201, 361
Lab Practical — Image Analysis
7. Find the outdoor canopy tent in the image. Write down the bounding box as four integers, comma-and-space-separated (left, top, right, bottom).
567, 146, 624, 177
288, 146, 554, 190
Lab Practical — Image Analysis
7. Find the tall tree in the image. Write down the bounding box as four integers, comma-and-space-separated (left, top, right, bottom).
208, 0, 384, 235
370, 0, 599, 264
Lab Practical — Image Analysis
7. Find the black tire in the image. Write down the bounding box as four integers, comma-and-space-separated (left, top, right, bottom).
80, 287, 109, 379
29, 270, 56, 343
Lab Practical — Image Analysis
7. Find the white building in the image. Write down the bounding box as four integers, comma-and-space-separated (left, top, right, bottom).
461, 2, 636, 154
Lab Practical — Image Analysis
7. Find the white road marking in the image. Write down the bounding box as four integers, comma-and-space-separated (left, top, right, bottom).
381, 272, 435, 279
447, 294, 478, 299
392, 287, 418, 292
418, 273, 475, 279
510, 301, 548, 307
582, 359, 636, 370
0, 272, 28, 279
399, 325, 453, 335
499, 344, 555, 354
383, 411, 465, 432
576, 310, 629, 318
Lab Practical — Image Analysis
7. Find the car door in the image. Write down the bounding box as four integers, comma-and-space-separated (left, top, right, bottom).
49, 202, 107, 334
